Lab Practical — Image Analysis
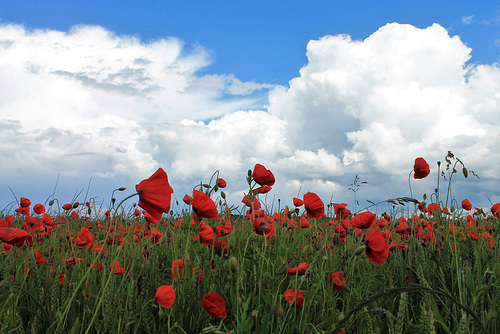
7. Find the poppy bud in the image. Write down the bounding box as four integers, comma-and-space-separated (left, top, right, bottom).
247, 169, 252, 177
229, 257, 238, 272
338, 313, 345, 322
73, 202, 80, 209
49, 200, 55, 206
354, 245, 366, 256
221, 191, 226, 199
202, 184, 211, 189
251, 310, 258, 317
341, 283, 351, 292
276, 306, 285, 317
118, 187, 126, 191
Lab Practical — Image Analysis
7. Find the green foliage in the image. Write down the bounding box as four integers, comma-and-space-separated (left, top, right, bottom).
0, 210, 497, 334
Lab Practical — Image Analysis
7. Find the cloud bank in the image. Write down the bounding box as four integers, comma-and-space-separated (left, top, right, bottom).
1, 22, 499, 213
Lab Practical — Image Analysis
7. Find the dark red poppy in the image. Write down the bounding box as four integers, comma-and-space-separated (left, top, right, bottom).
364, 229, 390, 264
33, 204, 46, 214
198, 221, 216, 246
413, 157, 430, 179
155, 285, 176, 309
110, 260, 125, 275
491, 203, 499, 217
425, 203, 439, 215
34, 250, 46, 264
93, 262, 104, 272
329, 271, 346, 291
171, 259, 184, 279
0, 227, 31, 245
252, 164, 275, 186
135, 168, 174, 221
192, 190, 219, 220
242, 195, 261, 210
255, 185, 272, 194
287, 262, 310, 276
284, 289, 304, 310
183, 194, 192, 205
217, 178, 227, 188
20, 197, 31, 207
461, 199, 472, 211
293, 198, 304, 207
201, 291, 227, 318
303, 192, 326, 219
62, 203, 73, 211
350, 212, 376, 229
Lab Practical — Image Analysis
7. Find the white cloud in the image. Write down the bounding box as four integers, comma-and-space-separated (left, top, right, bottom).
1, 22, 499, 212
462, 15, 474, 25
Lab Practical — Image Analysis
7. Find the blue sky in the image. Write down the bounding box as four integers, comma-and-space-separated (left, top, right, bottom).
2, 1, 499, 84
0, 1, 499, 215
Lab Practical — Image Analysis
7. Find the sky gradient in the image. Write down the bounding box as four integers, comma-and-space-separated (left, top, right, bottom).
1, 1, 499, 215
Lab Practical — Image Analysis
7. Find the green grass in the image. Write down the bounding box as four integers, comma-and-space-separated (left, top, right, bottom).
0, 207, 498, 333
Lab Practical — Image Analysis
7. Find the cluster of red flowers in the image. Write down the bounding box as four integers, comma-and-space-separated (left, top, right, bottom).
1, 157, 498, 327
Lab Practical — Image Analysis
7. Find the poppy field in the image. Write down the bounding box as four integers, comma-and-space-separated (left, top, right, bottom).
0, 153, 498, 333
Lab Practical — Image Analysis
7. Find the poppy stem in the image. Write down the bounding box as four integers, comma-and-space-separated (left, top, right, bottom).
111, 192, 139, 223
408, 170, 417, 212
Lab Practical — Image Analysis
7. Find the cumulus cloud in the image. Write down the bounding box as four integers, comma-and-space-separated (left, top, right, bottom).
1, 22, 499, 213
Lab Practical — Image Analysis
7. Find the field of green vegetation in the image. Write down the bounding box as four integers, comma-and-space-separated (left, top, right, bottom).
1, 153, 498, 333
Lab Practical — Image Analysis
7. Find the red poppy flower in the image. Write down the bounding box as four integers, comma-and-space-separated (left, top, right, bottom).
303, 192, 326, 219
255, 185, 272, 194
171, 259, 184, 279
93, 262, 104, 272
201, 291, 227, 318
300, 216, 310, 228
425, 203, 439, 215
216, 178, 227, 188
0, 227, 31, 245
62, 256, 84, 264
242, 195, 261, 210
491, 203, 500, 217
252, 164, 275, 186
350, 212, 376, 229
293, 198, 304, 207
364, 229, 390, 264
19, 197, 31, 208
461, 199, 472, 211
183, 194, 192, 205
135, 168, 174, 221
110, 260, 125, 275
192, 267, 204, 281
191, 190, 219, 220
284, 289, 304, 310
287, 262, 310, 276
198, 221, 216, 246
329, 271, 346, 291
155, 285, 176, 309
62, 203, 73, 211
34, 250, 46, 264
252, 217, 272, 236
413, 157, 430, 179
33, 204, 46, 214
